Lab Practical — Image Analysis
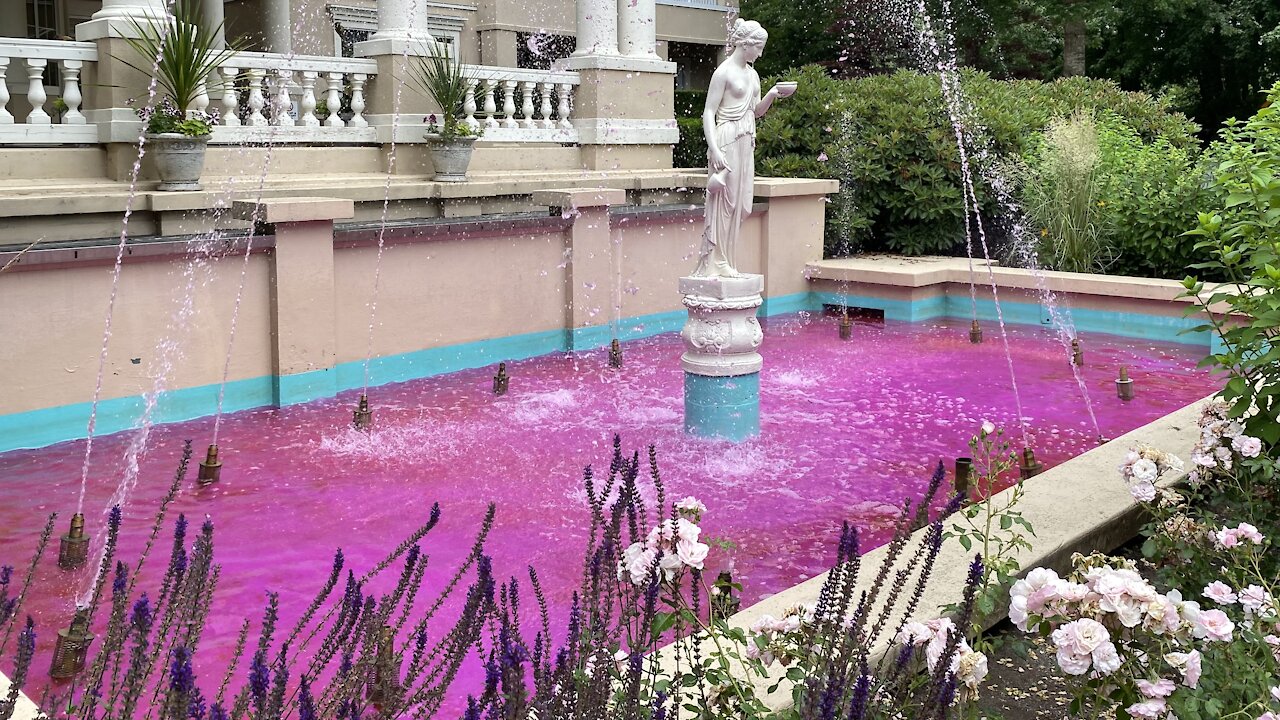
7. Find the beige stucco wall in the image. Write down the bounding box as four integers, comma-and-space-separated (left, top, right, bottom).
1, 252, 274, 414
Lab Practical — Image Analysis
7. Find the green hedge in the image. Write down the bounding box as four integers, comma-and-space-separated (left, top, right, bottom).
750, 65, 1202, 269
675, 118, 708, 168
674, 90, 708, 119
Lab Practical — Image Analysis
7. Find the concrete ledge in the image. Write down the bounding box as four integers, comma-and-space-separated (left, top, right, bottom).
532, 187, 628, 209
232, 197, 356, 224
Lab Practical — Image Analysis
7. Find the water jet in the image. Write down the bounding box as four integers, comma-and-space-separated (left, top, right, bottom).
58, 513, 88, 570
1116, 366, 1134, 401
50, 607, 93, 679
197, 444, 222, 485
1019, 447, 1043, 480
353, 394, 373, 431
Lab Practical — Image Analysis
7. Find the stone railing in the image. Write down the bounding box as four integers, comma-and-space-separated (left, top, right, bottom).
459, 65, 580, 143
0, 44, 580, 147
0, 39, 99, 144
210, 52, 380, 144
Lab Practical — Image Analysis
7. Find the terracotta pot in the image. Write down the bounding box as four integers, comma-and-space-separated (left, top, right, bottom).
148, 133, 210, 191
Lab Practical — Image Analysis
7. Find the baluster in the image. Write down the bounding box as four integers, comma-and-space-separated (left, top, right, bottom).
557, 83, 573, 129
246, 69, 267, 126
463, 78, 479, 130
189, 78, 210, 117
61, 60, 84, 124
24, 58, 50, 124
220, 67, 240, 126
0, 58, 11, 125
325, 71, 344, 127
519, 81, 535, 130
271, 69, 293, 126
482, 79, 498, 129
348, 73, 367, 128
539, 81, 554, 129
501, 80, 517, 129
299, 71, 319, 126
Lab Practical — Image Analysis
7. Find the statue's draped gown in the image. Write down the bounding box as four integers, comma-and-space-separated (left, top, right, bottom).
694, 89, 756, 278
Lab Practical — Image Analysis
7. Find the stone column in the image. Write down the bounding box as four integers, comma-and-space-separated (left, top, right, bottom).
618, 0, 657, 58
680, 275, 765, 441
203, 0, 226, 50
532, 188, 628, 350
232, 197, 355, 406
0, 3, 26, 36
572, 0, 618, 57
370, 0, 435, 44
263, 0, 292, 54
76, 0, 172, 146
88, 0, 166, 21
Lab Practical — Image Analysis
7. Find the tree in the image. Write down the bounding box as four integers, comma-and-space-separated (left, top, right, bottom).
740, 0, 847, 79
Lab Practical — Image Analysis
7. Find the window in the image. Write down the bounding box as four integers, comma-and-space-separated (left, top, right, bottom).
516, 32, 575, 70
26, 0, 57, 39
336, 25, 371, 57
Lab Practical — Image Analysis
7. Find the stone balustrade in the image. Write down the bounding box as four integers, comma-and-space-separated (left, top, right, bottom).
0, 39, 99, 144
459, 65, 580, 143
0, 44, 582, 147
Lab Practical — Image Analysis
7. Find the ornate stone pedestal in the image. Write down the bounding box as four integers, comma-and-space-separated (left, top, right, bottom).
680, 274, 764, 441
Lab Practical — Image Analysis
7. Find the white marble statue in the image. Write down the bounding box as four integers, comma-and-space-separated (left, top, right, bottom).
693, 18, 796, 279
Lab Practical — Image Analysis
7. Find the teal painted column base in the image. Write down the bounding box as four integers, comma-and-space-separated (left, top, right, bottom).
684, 372, 760, 442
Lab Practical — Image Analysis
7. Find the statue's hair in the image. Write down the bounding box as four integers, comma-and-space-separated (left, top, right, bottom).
728, 18, 768, 46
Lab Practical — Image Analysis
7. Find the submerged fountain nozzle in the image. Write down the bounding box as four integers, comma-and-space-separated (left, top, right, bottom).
609, 338, 623, 369
493, 362, 509, 396
197, 444, 222, 485
954, 457, 974, 502
969, 319, 983, 344
1116, 366, 1134, 401
50, 607, 94, 679
839, 312, 853, 341
710, 570, 741, 618
58, 512, 89, 570
367, 624, 400, 707
353, 394, 373, 431
1071, 338, 1084, 366
1019, 447, 1044, 480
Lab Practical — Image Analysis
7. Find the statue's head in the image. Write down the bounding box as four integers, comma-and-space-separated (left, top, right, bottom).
728, 19, 768, 61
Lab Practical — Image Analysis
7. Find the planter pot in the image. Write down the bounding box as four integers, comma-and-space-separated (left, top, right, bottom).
426, 135, 477, 182
149, 133, 210, 192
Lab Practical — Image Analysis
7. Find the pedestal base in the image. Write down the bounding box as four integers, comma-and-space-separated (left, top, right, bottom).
680, 273, 764, 442
684, 372, 760, 441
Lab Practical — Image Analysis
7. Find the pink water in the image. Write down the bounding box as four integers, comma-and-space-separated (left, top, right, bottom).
0, 312, 1217, 708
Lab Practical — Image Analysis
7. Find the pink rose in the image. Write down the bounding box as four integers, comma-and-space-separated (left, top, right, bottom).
1232, 434, 1262, 458
1091, 641, 1122, 675
1130, 480, 1157, 503
1237, 522, 1264, 543
1203, 581, 1239, 605
1165, 650, 1201, 688
1240, 585, 1273, 615
1216, 527, 1242, 548
1195, 608, 1235, 641
1136, 678, 1176, 698
1126, 699, 1167, 719
1055, 648, 1092, 675
1053, 618, 1110, 657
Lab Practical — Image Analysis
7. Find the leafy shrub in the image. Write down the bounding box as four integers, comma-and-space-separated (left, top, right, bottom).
674, 117, 708, 169
755, 66, 1201, 261
674, 89, 708, 118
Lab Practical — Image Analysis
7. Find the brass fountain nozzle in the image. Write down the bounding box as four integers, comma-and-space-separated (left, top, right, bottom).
839, 312, 853, 341
969, 319, 983, 344
58, 512, 89, 570
1019, 447, 1044, 480
609, 338, 623, 369
50, 606, 94, 679
954, 457, 974, 502
353, 394, 373, 432
1071, 338, 1084, 366
493, 362, 509, 396
197, 444, 222, 486
710, 570, 741, 618
1116, 365, 1134, 401
367, 624, 400, 707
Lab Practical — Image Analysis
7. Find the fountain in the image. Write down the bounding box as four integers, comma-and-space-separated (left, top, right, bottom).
1116, 366, 1135, 401
57, 514, 89, 570
49, 607, 93, 679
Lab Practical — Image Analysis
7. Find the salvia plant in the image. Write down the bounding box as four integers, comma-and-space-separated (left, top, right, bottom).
1, 436, 988, 720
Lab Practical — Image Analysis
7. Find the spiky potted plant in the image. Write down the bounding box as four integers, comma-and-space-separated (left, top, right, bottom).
409, 45, 483, 182
117, 0, 240, 191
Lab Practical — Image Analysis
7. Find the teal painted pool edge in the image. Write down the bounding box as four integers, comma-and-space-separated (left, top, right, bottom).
0, 290, 1215, 453
684, 372, 761, 441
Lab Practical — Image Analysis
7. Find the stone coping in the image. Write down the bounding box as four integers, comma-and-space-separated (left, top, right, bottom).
807, 255, 1238, 315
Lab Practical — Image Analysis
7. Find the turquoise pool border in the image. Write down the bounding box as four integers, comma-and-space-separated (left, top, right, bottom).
0, 290, 1216, 453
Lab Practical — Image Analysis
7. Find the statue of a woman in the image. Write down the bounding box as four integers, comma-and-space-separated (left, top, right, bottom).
692, 19, 796, 279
